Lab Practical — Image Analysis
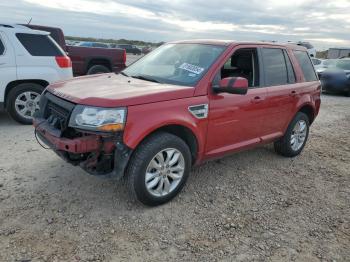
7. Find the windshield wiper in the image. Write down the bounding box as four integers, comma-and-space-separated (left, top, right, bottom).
131, 75, 161, 83
119, 71, 129, 77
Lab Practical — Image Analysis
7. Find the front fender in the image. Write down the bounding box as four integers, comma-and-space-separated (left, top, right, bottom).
123, 96, 209, 162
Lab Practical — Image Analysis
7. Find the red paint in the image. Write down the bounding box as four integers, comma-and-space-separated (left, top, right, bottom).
36, 41, 321, 169
24, 24, 126, 76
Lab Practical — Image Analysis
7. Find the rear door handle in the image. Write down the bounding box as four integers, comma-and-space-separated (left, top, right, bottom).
251, 96, 263, 103
290, 90, 297, 97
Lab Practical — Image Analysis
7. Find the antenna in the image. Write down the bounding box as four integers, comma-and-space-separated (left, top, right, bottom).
27, 18, 32, 25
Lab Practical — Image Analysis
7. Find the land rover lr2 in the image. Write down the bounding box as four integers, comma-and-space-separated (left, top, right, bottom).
33, 40, 321, 206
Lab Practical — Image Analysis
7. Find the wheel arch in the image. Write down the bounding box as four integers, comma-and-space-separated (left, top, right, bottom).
86, 57, 112, 72
297, 103, 316, 124
127, 124, 200, 165
4, 79, 49, 107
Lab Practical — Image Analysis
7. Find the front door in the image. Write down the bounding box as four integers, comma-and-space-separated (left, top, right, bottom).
205, 47, 268, 159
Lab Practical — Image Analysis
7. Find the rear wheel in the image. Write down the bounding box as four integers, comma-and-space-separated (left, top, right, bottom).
126, 132, 191, 206
87, 65, 110, 75
274, 112, 310, 157
6, 83, 44, 124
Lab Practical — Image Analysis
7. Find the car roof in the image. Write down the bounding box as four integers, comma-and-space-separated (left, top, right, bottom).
168, 39, 306, 50
0, 23, 49, 35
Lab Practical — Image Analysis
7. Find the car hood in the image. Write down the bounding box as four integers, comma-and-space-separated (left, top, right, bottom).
47, 73, 195, 107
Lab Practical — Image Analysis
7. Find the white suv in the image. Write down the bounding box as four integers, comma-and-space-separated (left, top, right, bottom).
0, 23, 73, 124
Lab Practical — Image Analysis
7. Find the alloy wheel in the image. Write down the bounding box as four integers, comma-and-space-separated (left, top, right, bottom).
145, 148, 185, 197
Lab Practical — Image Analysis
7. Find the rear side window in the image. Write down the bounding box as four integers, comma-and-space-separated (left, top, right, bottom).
293, 51, 318, 82
16, 33, 64, 56
261, 48, 288, 86
0, 38, 4, 55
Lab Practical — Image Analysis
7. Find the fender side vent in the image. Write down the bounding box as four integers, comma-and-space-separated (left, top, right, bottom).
188, 104, 208, 119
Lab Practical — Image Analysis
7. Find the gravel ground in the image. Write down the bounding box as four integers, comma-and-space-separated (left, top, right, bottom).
0, 94, 349, 262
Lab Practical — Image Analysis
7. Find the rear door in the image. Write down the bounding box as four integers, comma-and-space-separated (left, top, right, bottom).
0, 31, 16, 105
205, 46, 269, 158
259, 47, 299, 140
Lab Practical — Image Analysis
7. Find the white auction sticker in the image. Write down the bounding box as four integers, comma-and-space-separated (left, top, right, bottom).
179, 63, 205, 75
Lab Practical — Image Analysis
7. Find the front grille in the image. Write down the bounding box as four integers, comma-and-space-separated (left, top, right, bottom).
46, 101, 70, 131
39, 92, 75, 133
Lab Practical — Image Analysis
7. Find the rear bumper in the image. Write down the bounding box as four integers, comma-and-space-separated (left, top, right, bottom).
321, 79, 350, 92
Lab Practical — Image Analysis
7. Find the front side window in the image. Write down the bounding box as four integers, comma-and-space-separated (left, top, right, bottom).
16, 33, 64, 56
293, 50, 318, 82
123, 43, 226, 86
218, 48, 259, 88
261, 48, 289, 86
0, 38, 4, 55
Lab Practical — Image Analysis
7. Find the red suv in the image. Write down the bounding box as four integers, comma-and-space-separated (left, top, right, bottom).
34, 40, 321, 206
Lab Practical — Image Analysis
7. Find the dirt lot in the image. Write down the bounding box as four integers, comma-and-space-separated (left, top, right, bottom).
0, 94, 349, 262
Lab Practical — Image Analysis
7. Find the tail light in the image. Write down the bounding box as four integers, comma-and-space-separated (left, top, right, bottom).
55, 56, 72, 68
123, 50, 126, 64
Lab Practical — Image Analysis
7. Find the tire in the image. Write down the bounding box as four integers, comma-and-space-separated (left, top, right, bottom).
274, 112, 310, 157
6, 83, 44, 125
87, 65, 110, 75
126, 132, 192, 206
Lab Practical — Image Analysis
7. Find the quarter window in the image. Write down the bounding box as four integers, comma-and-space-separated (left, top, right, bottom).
261, 48, 289, 86
0, 38, 4, 55
293, 50, 318, 82
284, 50, 296, 84
16, 33, 64, 56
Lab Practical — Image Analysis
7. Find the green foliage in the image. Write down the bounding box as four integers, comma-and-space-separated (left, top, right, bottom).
65, 36, 164, 47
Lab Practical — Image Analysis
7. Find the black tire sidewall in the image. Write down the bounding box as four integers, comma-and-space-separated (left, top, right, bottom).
282, 112, 310, 157
87, 65, 110, 75
6, 83, 44, 125
127, 133, 192, 206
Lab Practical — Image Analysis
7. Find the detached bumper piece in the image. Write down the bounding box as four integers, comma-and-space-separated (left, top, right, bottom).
33, 92, 132, 179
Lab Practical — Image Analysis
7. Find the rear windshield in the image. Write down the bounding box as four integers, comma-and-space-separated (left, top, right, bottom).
16, 33, 64, 56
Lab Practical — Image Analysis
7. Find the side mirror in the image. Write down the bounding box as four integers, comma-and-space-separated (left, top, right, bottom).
213, 77, 248, 95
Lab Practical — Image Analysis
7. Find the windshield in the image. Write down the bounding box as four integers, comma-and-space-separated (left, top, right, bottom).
122, 43, 226, 86
336, 60, 350, 70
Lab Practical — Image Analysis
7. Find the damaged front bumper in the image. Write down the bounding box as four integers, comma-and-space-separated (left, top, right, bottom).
33, 118, 132, 179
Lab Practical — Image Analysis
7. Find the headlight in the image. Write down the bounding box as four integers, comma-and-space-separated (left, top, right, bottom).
69, 105, 127, 132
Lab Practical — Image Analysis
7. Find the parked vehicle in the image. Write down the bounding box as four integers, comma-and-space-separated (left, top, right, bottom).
320, 58, 350, 96
113, 44, 142, 55
0, 23, 73, 124
23, 24, 126, 75
314, 59, 337, 77
33, 40, 321, 206
141, 46, 154, 54
78, 42, 109, 48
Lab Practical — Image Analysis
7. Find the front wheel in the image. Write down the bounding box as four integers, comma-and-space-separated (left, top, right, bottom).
126, 132, 192, 206
274, 112, 310, 157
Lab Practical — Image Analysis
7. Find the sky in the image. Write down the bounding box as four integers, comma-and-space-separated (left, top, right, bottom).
1, 0, 350, 50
